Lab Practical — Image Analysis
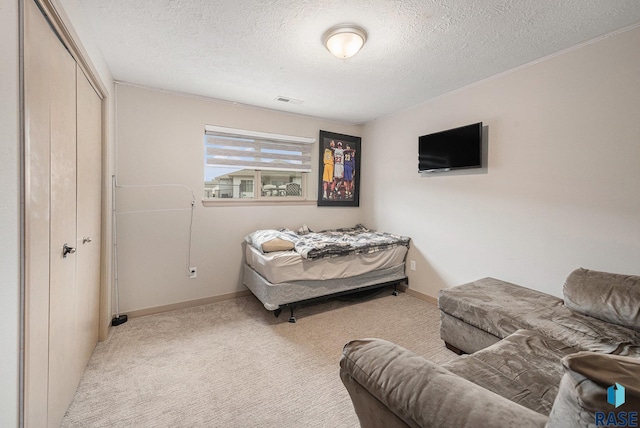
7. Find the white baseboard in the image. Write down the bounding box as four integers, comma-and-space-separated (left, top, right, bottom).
404, 288, 438, 305
116, 287, 437, 322
120, 290, 253, 319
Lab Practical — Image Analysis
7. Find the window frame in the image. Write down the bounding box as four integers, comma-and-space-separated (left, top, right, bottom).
202, 125, 314, 206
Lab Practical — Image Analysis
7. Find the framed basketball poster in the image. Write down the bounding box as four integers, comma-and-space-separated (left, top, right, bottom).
317, 130, 360, 207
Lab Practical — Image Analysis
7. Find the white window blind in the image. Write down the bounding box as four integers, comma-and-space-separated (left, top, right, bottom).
205, 125, 315, 172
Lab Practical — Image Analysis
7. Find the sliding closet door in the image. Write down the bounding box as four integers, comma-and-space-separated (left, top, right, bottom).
24, 1, 78, 425
23, 0, 54, 425
75, 67, 102, 368
24, 1, 102, 426
46, 16, 79, 428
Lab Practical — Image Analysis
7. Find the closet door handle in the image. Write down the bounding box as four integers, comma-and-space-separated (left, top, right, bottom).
62, 243, 76, 258
82, 237, 92, 244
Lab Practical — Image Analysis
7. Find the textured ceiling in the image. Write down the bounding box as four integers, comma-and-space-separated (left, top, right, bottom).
75, 0, 640, 124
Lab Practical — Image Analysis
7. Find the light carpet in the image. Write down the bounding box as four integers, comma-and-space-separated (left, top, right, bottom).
62, 289, 457, 427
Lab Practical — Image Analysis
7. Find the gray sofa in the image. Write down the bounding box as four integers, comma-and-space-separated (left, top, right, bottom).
340, 268, 640, 427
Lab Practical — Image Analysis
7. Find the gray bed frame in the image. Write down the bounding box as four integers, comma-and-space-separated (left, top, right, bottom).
243, 263, 408, 323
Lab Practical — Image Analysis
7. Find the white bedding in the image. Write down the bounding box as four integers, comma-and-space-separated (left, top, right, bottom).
245, 243, 408, 284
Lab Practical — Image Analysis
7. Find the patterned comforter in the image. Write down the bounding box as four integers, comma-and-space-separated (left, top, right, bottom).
246, 224, 410, 260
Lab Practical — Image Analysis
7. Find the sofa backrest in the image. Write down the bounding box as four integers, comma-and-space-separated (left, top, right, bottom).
563, 268, 640, 331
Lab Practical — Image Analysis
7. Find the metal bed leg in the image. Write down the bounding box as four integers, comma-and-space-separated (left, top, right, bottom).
288, 306, 296, 323
392, 283, 399, 296
274, 308, 282, 318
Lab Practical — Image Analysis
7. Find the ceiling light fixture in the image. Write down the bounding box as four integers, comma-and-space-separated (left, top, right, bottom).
323, 24, 367, 59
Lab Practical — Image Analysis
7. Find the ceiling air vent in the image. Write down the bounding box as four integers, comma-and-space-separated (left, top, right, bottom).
275, 96, 304, 105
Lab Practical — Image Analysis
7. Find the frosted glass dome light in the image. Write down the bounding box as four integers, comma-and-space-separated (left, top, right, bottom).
323, 25, 367, 59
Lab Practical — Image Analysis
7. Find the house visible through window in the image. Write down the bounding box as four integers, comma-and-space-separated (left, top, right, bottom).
204, 125, 314, 201
239, 179, 253, 195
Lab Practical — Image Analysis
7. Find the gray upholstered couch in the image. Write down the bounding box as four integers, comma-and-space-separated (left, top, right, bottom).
340, 268, 640, 427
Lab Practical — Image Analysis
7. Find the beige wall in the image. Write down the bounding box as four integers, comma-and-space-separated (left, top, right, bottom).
115, 84, 363, 313
1, 1, 20, 425
362, 26, 640, 299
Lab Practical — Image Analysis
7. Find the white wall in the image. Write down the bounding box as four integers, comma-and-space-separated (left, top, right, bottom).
0, 1, 20, 425
115, 84, 363, 313
362, 26, 640, 299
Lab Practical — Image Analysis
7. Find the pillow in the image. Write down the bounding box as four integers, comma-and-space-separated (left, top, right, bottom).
244, 229, 298, 253
261, 238, 295, 253
547, 352, 640, 427
563, 268, 640, 330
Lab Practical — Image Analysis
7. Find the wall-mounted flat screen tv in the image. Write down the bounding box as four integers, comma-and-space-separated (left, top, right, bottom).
418, 122, 482, 172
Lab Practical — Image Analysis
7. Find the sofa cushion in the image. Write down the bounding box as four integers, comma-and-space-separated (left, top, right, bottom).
439, 311, 501, 354
439, 277, 640, 356
563, 268, 640, 331
443, 330, 582, 415
438, 277, 564, 339
546, 352, 640, 427
534, 308, 640, 356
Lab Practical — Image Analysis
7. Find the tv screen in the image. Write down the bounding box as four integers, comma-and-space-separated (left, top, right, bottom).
418, 122, 482, 172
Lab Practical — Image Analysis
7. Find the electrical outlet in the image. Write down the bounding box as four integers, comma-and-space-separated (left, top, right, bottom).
410, 260, 416, 271
189, 267, 197, 279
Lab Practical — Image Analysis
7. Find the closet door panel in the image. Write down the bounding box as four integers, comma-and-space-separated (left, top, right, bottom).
47, 25, 79, 428
23, 1, 53, 425
24, 2, 104, 426
76, 67, 102, 369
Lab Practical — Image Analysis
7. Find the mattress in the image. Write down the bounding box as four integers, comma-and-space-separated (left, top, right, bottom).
245, 243, 408, 284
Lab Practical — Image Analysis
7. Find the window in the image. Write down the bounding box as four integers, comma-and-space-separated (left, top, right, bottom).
204, 125, 314, 202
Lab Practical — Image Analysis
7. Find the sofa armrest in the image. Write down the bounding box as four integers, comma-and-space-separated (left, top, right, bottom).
340, 338, 549, 428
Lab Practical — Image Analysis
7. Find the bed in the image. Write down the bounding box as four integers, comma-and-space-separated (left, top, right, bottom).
242, 224, 410, 322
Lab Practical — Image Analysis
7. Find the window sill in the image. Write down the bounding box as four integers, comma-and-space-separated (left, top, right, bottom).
202, 199, 317, 207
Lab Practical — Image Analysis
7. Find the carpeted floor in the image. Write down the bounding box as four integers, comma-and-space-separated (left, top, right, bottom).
62, 289, 457, 427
